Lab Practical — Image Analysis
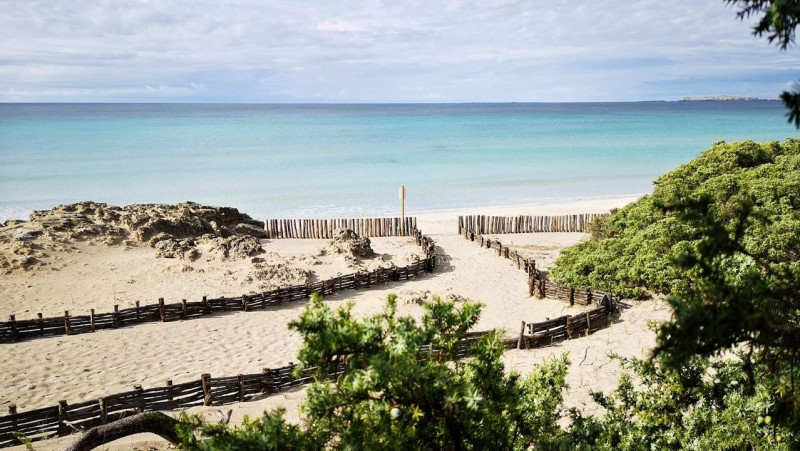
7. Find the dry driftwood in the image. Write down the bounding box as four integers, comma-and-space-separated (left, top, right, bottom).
64, 412, 184, 451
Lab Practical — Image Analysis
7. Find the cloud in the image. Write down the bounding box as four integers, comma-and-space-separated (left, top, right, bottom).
0, 0, 797, 102
1, 84, 205, 101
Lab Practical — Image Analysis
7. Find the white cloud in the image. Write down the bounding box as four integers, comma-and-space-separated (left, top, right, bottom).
2, 84, 204, 101
0, 0, 796, 102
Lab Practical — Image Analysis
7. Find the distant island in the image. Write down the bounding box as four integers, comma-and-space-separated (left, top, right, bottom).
679, 95, 768, 101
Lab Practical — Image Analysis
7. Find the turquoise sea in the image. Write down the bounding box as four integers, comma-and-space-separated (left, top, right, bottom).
0, 102, 796, 222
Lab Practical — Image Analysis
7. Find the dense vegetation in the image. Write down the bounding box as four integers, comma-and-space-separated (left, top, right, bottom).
553, 138, 800, 448
552, 139, 800, 299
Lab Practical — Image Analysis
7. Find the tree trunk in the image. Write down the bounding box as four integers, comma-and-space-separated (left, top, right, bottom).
65, 412, 186, 451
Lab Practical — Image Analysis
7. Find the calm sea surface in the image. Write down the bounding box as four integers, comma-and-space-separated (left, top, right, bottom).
0, 102, 796, 221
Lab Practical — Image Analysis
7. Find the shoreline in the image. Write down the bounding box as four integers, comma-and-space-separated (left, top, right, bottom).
408, 193, 645, 216
1, 194, 644, 228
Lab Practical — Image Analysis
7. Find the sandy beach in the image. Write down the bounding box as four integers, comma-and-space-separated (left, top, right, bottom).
1, 195, 670, 450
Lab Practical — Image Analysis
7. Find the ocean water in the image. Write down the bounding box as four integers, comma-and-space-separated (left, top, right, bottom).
0, 102, 796, 222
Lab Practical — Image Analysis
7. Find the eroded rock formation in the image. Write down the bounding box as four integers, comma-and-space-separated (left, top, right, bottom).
0, 201, 267, 273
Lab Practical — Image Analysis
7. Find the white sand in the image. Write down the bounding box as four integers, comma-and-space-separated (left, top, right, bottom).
0, 237, 423, 320
3, 195, 672, 450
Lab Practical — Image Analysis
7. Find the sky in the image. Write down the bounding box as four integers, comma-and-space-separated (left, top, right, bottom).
1, 0, 798, 103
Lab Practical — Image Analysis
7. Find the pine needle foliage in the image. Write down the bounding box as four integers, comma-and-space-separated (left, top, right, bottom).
182, 293, 569, 450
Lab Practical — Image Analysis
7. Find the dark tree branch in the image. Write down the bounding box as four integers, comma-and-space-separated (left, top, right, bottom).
64, 412, 186, 451
781, 89, 800, 127
726, 0, 800, 49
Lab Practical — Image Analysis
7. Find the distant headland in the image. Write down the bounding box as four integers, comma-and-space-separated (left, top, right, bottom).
679, 95, 769, 101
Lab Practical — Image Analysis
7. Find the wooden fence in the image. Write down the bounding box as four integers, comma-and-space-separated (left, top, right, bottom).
459, 228, 615, 305
0, 300, 616, 448
0, 231, 436, 344
513, 303, 614, 349
458, 213, 608, 235
0, 361, 341, 448
265, 217, 417, 239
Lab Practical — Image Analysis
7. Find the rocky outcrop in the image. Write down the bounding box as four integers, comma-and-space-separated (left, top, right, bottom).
321, 228, 375, 258
0, 201, 268, 273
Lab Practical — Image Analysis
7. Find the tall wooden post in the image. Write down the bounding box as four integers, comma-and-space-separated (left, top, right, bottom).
400, 185, 406, 236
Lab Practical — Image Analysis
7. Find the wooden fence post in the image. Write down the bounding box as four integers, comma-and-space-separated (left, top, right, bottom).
566, 316, 572, 339
182, 299, 188, 319
262, 368, 274, 394
203, 295, 210, 315
201, 373, 212, 406
569, 288, 575, 306
134, 384, 144, 412
90, 309, 96, 332
135, 301, 140, 321
64, 310, 70, 335
113, 304, 120, 327
517, 321, 526, 349
37, 313, 44, 336
58, 400, 69, 435
166, 380, 174, 403
241, 294, 249, 312
9, 404, 17, 432
585, 312, 591, 337
9, 315, 18, 341
238, 374, 245, 402
158, 298, 165, 322
99, 398, 108, 424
